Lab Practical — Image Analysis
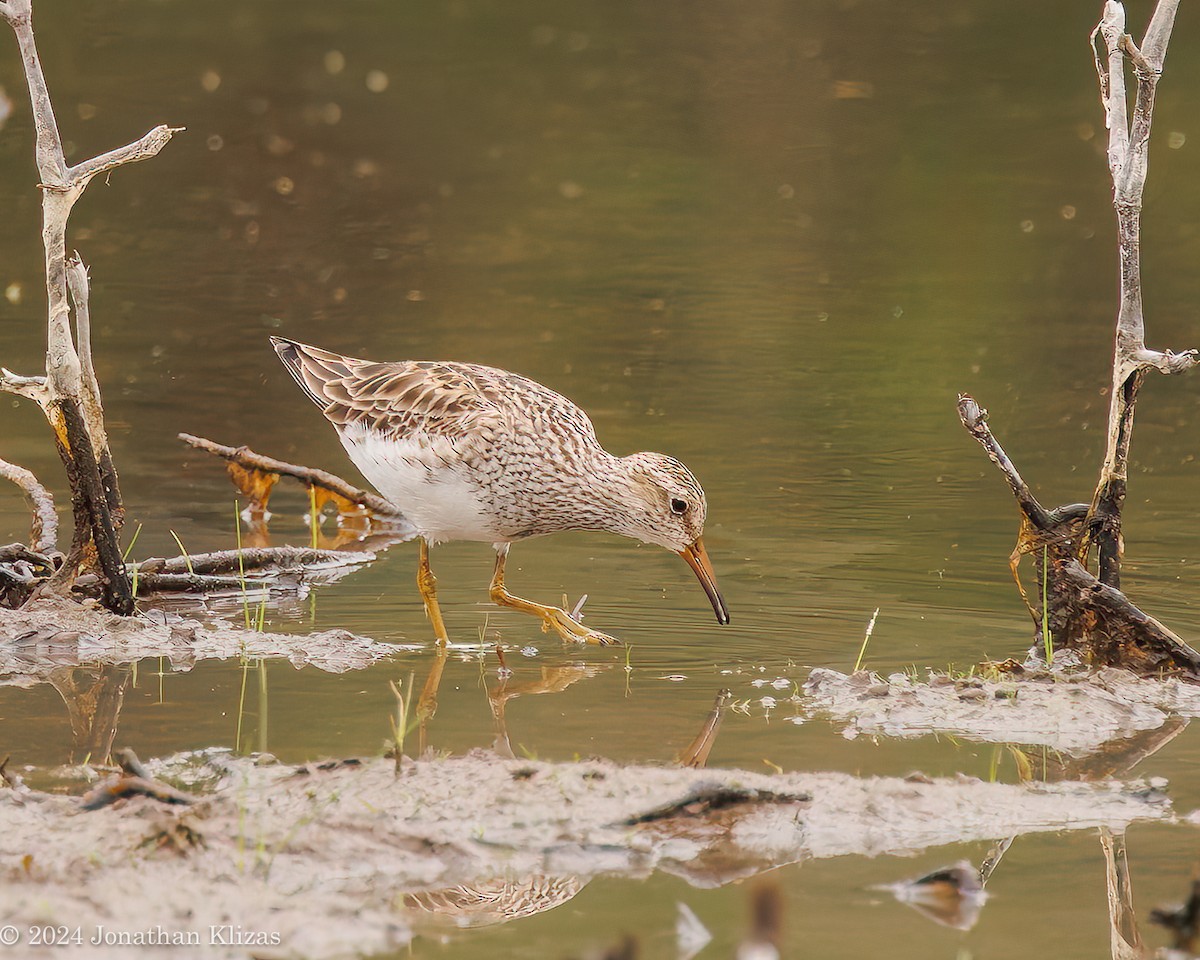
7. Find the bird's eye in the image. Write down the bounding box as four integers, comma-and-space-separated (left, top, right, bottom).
670, 498, 688, 515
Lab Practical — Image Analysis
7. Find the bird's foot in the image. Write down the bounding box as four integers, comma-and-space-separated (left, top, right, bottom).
542, 608, 621, 646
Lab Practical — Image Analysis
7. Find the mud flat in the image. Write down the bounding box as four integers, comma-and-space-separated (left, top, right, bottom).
804, 666, 1200, 756
0, 597, 401, 684
1, 750, 1171, 959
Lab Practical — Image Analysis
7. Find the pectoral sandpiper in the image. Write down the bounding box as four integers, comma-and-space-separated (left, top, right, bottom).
272, 337, 728, 645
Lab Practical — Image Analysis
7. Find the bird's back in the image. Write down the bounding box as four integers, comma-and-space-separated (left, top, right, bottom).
271, 338, 606, 542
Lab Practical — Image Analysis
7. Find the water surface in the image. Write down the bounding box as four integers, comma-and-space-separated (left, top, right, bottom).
4, 1, 1200, 956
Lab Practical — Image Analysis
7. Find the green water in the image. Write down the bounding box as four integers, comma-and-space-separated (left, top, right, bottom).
4, 1, 1200, 956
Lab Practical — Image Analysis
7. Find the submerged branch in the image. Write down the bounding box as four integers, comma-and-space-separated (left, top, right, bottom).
178, 433, 406, 519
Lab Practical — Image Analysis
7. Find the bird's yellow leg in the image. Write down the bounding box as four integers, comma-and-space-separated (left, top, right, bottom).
414, 538, 450, 755
489, 546, 620, 646
416, 537, 451, 645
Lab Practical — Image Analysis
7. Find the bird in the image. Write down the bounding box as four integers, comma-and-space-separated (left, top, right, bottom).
271, 337, 728, 645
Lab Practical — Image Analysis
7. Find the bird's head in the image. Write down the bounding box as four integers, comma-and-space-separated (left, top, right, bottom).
611, 452, 729, 625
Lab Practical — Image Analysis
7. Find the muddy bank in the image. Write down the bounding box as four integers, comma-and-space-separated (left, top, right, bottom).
803, 666, 1200, 756
0, 598, 403, 684
2, 751, 1170, 959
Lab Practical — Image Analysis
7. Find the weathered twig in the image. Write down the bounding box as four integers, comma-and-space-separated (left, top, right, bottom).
1086, 0, 1196, 587
178, 433, 406, 519
957, 397, 1054, 531
0, 0, 181, 614
0, 457, 56, 553
958, 396, 1089, 620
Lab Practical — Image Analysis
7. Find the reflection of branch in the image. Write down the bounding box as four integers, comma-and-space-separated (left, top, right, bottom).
1099, 827, 1146, 960
46, 663, 132, 764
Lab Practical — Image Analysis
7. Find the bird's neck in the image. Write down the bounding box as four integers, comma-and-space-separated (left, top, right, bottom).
574, 451, 647, 536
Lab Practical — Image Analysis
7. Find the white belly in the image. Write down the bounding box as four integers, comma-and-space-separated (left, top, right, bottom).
341, 430, 496, 544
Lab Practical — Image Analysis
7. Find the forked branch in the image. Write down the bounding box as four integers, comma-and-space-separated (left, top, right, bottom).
0, 0, 180, 613
1085, 0, 1196, 587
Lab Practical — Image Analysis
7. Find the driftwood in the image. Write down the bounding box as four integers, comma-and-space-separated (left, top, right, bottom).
0, 0, 181, 614
80, 748, 197, 811
959, 1, 1200, 675
0, 541, 57, 608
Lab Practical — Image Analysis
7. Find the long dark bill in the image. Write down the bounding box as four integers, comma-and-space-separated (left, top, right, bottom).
678, 537, 730, 625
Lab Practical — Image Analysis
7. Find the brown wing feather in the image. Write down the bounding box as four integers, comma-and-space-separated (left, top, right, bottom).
271, 337, 507, 442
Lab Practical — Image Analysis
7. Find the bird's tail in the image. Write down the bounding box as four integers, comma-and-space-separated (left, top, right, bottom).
270, 336, 360, 408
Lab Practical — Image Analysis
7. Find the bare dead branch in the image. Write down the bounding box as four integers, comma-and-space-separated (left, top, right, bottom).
1, 0, 67, 187
0, 457, 57, 553
0, 368, 48, 404
66, 255, 96, 406
1140, 0, 1181, 71
957, 395, 1054, 530
178, 433, 406, 520
1083, 0, 1197, 587
68, 123, 183, 187
137, 546, 373, 578
1095, 2, 1130, 179
1, 1, 180, 613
